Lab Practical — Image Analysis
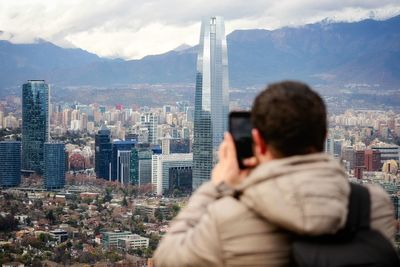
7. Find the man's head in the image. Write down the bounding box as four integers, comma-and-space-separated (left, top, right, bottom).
251, 81, 327, 160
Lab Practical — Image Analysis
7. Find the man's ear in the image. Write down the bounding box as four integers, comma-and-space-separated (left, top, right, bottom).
252, 128, 267, 155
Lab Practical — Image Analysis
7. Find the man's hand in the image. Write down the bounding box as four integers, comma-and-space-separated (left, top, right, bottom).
211, 132, 258, 187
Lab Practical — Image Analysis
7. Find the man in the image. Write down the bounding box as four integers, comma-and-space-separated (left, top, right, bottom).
154, 81, 395, 267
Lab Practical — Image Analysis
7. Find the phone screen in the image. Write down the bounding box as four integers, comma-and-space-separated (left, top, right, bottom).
229, 111, 253, 169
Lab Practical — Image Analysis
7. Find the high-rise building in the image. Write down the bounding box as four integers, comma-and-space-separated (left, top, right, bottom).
168, 166, 192, 195
140, 113, 159, 144
0, 141, 21, 187
324, 137, 334, 156
22, 80, 50, 174
354, 150, 365, 169
131, 145, 155, 187
111, 140, 135, 184
152, 153, 193, 195
341, 146, 355, 169
95, 126, 112, 180
371, 144, 400, 164
365, 149, 382, 171
193, 16, 229, 189
44, 142, 66, 190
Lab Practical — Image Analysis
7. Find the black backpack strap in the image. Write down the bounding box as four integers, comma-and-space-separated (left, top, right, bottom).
344, 183, 370, 233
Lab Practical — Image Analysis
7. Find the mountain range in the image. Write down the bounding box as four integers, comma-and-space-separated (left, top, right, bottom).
0, 15, 399, 90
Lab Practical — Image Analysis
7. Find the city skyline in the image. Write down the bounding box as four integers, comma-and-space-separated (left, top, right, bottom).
0, 5, 399, 265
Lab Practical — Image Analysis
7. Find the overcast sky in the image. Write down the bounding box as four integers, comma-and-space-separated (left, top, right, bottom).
0, 0, 399, 59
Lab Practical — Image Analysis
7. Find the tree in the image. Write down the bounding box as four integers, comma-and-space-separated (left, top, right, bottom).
148, 234, 161, 250
144, 247, 154, 258
104, 251, 123, 263
38, 233, 50, 243
45, 210, 56, 224
121, 196, 128, 207
171, 204, 181, 218
132, 221, 146, 235
0, 214, 18, 232
103, 188, 113, 203
22, 236, 45, 250
79, 252, 98, 264
154, 208, 164, 222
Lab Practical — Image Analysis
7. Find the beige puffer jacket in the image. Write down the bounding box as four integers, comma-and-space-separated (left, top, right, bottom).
154, 153, 395, 267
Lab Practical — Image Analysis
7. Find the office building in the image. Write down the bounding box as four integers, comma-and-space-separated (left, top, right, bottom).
22, 80, 50, 174
130, 147, 140, 185
169, 166, 192, 194
324, 137, 334, 156
371, 144, 400, 164
365, 149, 381, 171
0, 141, 21, 187
130, 146, 153, 186
95, 126, 112, 180
333, 139, 343, 159
390, 195, 399, 220
152, 153, 193, 195
161, 135, 172, 155
193, 16, 229, 189
341, 146, 355, 169
49, 229, 69, 244
134, 204, 171, 219
111, 140, 135, 184
354, 150, 365, 168
117, 234, 149, 251
102, 231, 133, 250
44, 142, 66, 190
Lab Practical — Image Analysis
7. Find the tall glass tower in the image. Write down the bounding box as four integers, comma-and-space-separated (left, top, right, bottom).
0, 141, 21, 187
95, 125, 112, 180
193, 16, 229, 189
22, 80, 50, 174
44, 142, 66, 190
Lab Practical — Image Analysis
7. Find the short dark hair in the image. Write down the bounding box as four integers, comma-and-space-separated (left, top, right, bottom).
251, 81, 327, 157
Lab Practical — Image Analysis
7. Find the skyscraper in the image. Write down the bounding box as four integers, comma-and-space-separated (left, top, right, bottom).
44, 142, 66, 190
111, 140, 135, 184
22, 80, 50, 174
193, 16, 229, 189
140, 112, 159, 144
95, 126, 112, 180
0, 141, 21, 187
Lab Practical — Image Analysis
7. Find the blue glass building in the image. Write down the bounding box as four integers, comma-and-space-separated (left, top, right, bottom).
130, 146, 156, 186
44, 142, 66, 190
0, 141, 21, 187
111, 140, 135, 184
22, 80, 50, 174
95, 126, 112, 180
193, 17, 229, 189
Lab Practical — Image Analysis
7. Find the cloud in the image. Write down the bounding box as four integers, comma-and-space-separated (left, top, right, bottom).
0, 0, 399, 59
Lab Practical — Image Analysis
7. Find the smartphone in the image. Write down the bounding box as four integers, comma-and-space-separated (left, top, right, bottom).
229, 111, 253, 169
